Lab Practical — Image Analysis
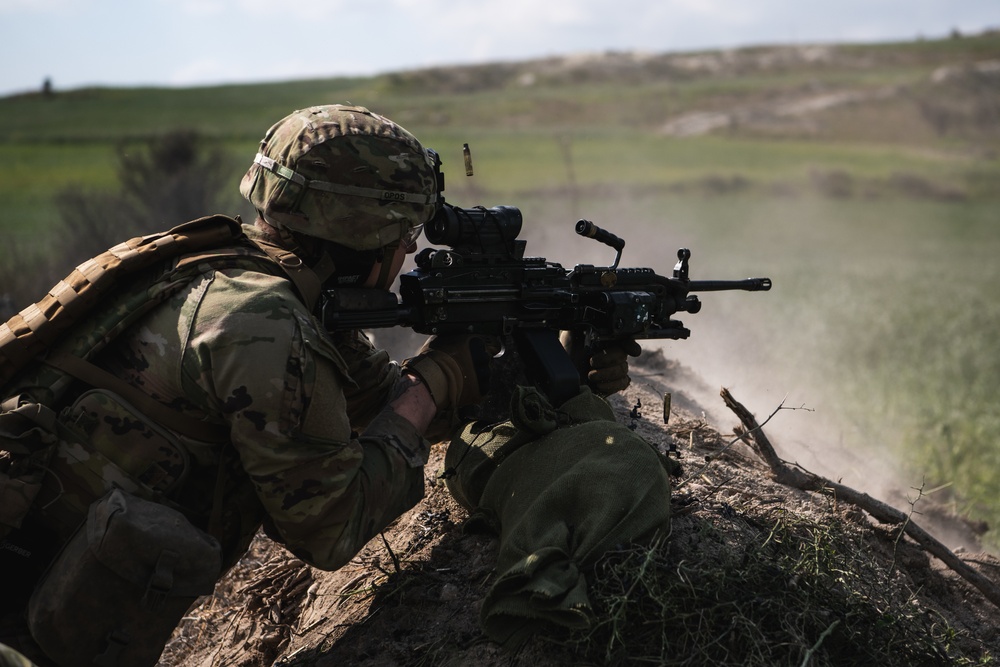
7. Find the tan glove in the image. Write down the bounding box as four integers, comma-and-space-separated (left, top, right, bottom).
402, 335, 499, 410
561, 332, 641, 397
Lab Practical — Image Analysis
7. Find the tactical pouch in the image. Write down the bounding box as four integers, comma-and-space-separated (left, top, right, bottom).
0, 396, 60, 540
27, 488, 222, 667
61, 389, 192, 496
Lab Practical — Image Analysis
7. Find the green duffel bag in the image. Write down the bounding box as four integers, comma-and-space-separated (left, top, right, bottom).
445, 385, 679, 647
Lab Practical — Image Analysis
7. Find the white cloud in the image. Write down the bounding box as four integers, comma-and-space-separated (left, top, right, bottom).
166, 57, 234, 86
162, 0, 352, 21
0, 0, 78, 14
164, 0, 228, 18
665, 0, 758, 24
380, 0, 600, 65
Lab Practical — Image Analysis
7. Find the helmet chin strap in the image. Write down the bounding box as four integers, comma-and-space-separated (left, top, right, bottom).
261, 212, 402, 291
258, 213, 339, 286
310, 249, 338, 286
249, 217, 322, 310
371, 241, 400, 290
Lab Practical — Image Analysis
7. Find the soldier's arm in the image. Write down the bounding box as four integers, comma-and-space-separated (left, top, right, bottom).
186, 271, 432, 570
325, 328, 401, 430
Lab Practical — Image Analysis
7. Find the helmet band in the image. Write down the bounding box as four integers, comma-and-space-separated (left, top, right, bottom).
253, 153, 439, 206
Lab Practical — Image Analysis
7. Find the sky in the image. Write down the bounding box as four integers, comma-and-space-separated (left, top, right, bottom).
0, 0, 996, 97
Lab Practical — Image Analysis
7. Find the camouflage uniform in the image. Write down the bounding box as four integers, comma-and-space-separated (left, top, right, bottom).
18, 222, 429, 572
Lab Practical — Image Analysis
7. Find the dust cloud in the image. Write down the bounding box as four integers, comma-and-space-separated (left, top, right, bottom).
512, 191, 972, 544
370, 188, 987, 551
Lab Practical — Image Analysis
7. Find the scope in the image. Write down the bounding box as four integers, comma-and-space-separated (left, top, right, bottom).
426, 204, 523, 249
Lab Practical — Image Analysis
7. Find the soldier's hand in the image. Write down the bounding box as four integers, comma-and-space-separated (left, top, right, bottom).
588, 338, 641, 395
578, 337, 642, 397
403, 335, 500, 410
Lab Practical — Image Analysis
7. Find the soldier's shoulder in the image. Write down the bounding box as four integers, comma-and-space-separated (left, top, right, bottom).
199, 266, 306, 319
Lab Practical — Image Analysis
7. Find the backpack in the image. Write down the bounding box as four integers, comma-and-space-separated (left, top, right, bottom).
0, 215, 333, 666
0, 215, 247, 541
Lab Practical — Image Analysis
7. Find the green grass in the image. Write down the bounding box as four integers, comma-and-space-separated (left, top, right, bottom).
0, 77, 378, 143
6, 128, 989, 234
639, 193, 1000, 547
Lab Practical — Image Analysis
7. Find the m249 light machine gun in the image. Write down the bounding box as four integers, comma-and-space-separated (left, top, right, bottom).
321, 204, 772, 405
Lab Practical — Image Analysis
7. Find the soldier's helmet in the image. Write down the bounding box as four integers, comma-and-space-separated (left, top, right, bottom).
240, 105, 440, 251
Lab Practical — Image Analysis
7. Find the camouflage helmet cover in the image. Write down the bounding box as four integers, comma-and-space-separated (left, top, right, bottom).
240, 105, 440, 250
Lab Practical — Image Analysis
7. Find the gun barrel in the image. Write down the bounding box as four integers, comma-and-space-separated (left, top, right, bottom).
688, 278, 772, 292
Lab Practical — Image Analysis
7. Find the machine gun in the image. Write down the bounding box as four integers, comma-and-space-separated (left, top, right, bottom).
321, 204, 771, 405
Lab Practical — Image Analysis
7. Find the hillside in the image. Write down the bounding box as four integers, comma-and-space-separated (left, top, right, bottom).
2, 32, 999, 238
4, 31, 1000, 141
3, 34, 1000, 666
158, 352, 1000, 666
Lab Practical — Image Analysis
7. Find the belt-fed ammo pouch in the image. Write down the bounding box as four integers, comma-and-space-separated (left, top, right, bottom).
27, 489, 222, 667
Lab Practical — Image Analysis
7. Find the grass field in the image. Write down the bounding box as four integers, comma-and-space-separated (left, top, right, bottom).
2, 33, 999, 545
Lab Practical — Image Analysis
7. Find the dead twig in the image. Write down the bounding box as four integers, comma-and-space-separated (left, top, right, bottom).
720, 386, 1000, 611
676, 394, 796, 490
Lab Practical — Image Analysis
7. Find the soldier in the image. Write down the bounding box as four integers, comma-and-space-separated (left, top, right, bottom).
0, 105, 635, 667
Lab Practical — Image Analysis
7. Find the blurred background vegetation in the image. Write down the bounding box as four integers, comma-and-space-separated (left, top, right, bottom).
1, 32, 999, 547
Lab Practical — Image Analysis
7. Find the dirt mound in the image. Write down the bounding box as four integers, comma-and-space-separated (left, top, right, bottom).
158, 352, 1000, 666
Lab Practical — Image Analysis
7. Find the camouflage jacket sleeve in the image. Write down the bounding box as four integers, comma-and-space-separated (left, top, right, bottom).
177, 268, 428, 570
324, 328, 400, 431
